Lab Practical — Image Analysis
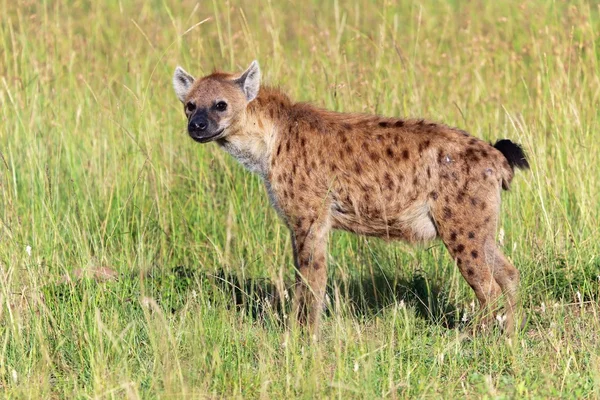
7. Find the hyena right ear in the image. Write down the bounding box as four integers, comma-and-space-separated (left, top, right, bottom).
173, 66, 195, 103
235, 60, 261, 102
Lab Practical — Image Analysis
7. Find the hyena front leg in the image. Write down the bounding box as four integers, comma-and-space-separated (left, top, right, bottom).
289, 214, 330, 333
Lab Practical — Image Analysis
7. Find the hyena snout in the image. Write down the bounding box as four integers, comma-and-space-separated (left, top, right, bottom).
188, 111, 223, 143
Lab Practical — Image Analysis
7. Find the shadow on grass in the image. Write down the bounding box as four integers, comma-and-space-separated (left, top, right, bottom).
175, 267, 459, 329
336, 271, 459, 328
44, 265, 459, 329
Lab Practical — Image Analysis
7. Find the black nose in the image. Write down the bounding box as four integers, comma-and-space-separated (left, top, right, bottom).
189, 111, 209, 132
189, 119, 207, 131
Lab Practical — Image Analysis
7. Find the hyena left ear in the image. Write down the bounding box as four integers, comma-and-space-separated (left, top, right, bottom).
235, 60, 261, 102
173, 66, 195, 103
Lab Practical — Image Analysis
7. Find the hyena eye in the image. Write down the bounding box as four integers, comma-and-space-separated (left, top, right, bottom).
186, 102, 196, 112
215, 101, 228, 112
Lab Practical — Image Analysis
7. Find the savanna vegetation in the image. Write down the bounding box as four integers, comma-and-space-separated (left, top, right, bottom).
0, 0, 599, 397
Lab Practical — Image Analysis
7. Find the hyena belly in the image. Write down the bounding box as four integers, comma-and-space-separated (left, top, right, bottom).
331, 198, 438, 243
329, 160, 438, 243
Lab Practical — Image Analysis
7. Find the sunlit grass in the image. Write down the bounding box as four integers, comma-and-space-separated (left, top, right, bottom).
0, 0, 599, 397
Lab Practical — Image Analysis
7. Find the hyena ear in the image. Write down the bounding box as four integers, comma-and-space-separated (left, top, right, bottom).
235, 60, 261, 102
173, 66, 195, 103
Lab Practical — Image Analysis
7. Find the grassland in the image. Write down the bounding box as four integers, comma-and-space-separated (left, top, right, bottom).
1, 0, 599, 398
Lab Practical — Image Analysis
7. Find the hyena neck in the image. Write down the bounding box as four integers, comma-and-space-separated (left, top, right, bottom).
217, 86, 292, 179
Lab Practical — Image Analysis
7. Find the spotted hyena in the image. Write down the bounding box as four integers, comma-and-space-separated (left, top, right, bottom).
172, 61, 529, 334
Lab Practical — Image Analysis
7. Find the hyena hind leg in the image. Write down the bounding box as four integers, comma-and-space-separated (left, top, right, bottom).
446, 242, 503, 332
490, 248, 521, 334
442, 231, 520, 334
435, 217, 504, 332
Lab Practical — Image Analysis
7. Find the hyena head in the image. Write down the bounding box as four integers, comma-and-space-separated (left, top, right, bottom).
172, 61, 261, 143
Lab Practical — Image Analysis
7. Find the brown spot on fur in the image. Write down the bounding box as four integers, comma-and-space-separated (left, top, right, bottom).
430, 191, 438, 200
402, 149, 410, 160
464, 148, 480, 163
379, 121, 389, 128
369, 152, 380, 163
467, 268, 474, 276
285, 141, 291, 152
427, 167, 431, 178
470, 197, 478, 206
345, 144, 354, 155
342, 123, 352, 131
471, 250, 479, 259
443, 207, 452, 219
457, 257, 463, 266
456, 244, 465, 253
450, 231, 457, 241
394, 120, 404, 127
437, 150, 445, 163
276, 144, 282, 156
468, 232, 475, 239
354, 162, 362, 174
464, 163, 471, 175
386, 147, 395, 158
384, 172, 394, 190
456, 191, 466, 203
418, 140, 431, 153
300, 138, 306, 147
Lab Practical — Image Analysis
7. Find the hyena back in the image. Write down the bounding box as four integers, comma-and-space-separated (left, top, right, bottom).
172, 61, 529, 334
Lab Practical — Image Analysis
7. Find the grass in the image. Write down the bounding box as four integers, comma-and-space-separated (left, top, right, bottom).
1, 0, 599, 397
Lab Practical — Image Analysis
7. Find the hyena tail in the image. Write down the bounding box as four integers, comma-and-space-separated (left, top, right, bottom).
493, 139, 529, 190
494, 139, 530, 171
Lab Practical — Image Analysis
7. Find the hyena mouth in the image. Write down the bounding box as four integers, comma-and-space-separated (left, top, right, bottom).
189, 128, 224, 143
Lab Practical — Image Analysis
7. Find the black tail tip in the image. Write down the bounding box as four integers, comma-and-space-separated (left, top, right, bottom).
493, 139, 530, 170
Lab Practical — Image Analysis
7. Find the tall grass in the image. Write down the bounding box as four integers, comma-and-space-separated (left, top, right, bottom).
0, 0, 599, 397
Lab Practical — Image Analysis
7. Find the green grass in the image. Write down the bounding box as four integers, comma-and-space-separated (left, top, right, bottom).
1, 0, 599, 397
